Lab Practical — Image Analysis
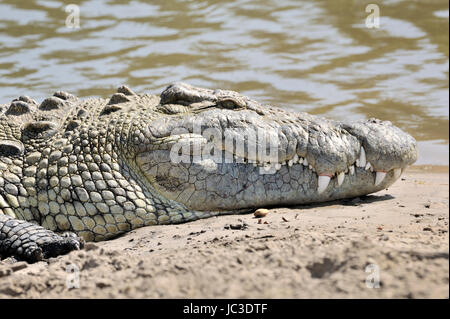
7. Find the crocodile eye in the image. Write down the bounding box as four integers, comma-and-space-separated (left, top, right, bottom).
216, 98, 245, 110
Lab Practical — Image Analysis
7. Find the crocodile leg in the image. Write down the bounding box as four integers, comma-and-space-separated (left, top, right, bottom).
0, 213, 84, 263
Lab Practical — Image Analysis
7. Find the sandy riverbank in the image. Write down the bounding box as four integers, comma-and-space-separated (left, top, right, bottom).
0, 166, 448, 298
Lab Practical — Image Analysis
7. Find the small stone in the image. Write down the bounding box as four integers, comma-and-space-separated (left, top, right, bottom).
84, 243, 99, 251
10, 262, 28, 272
254, 208, 269, 218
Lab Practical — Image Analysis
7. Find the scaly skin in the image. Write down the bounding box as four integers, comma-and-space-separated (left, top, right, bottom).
0, 83, 417, 262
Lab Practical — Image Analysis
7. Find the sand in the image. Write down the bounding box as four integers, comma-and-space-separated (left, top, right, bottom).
0, 166, 448, 299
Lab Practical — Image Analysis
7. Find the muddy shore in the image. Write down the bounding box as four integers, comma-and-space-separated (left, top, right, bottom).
0, 166, 448, 298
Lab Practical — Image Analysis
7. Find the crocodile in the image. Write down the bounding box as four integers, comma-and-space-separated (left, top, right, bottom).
0, 83, 417, 262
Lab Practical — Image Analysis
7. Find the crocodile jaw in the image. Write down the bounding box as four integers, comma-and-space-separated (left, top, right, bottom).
135, 94, 417, 211
137, 150, 412, 211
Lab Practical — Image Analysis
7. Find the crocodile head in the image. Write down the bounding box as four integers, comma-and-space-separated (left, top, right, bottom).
133, 83, 418, 211
0, 83, 417, 242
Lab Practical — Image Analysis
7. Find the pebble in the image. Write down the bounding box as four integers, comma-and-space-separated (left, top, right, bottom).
254, 208, 269, 217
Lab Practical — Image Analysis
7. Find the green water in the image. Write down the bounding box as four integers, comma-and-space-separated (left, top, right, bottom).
0, 0, 448, 164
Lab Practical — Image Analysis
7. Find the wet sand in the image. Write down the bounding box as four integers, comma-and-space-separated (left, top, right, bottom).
0, 166, 448, 298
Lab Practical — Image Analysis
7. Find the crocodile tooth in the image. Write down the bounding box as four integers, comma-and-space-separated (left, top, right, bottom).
393, 168, 402, 179
358, 147, 366, 167
293, 154, 299, 163
288, 159, 294, 167
317, 175, 331, 194
365, 162, 372, 171
275, 163, 281, 170
337, 172, 345, 186
303, 158, 308, 166
375, 171, 387, 186
308, 164, 313, 170
349, 165, 355, 175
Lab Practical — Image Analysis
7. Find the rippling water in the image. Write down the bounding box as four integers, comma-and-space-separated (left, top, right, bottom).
0, 0, 448, 164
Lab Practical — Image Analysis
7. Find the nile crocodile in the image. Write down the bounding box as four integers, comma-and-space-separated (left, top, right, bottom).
0, 83, 417, 262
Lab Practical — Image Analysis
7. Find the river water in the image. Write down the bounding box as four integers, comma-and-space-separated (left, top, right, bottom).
0, 0, 448, 165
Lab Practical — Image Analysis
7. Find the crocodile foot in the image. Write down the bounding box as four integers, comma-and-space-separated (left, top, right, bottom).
0, 215, 84, 263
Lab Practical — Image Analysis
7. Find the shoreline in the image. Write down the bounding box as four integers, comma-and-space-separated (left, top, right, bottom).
0, 166, 448, 298
408, 165, 448, 173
